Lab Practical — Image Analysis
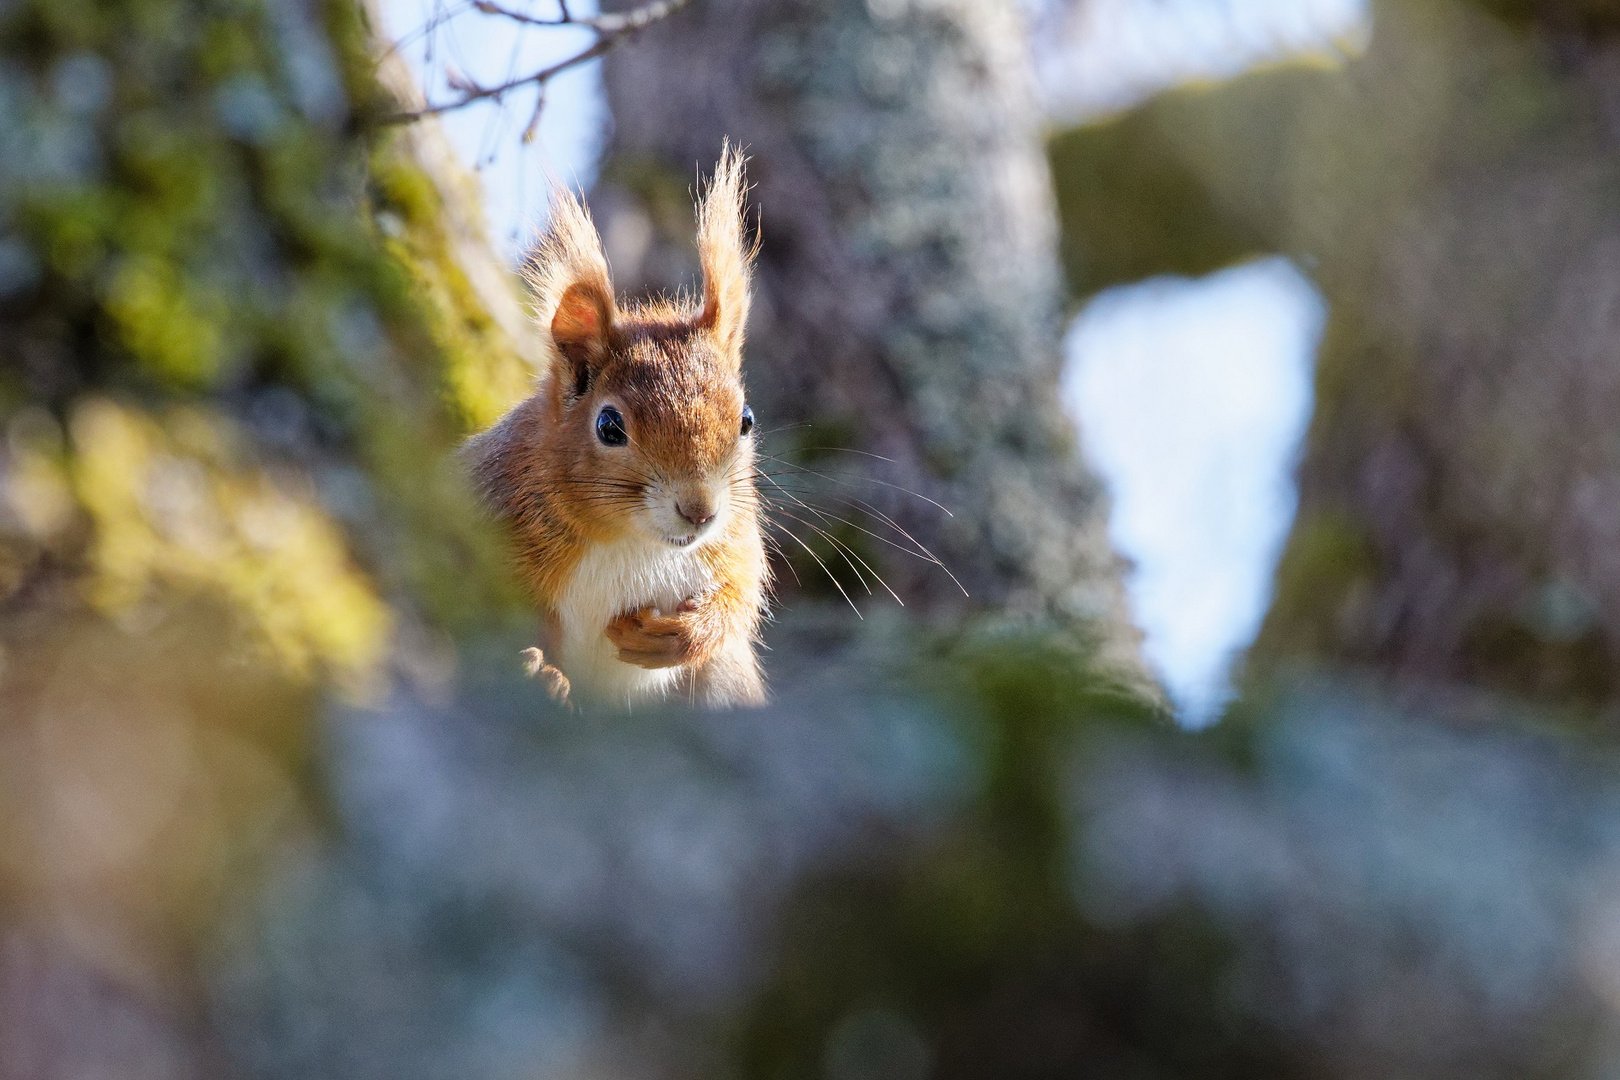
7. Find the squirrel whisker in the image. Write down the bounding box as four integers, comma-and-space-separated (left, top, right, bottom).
763, 505, 905, 607
751, 476, 905, 605
755, 454, 955, 518
801, 493, 966, 597
765, 506, 875, 596
761, 517, 862, 618
750, 470, 965, 596
759, 531, 802, 589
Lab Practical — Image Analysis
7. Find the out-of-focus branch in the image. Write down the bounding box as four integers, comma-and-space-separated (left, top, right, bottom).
468, 0, 688, 33
379, 0, 692, 130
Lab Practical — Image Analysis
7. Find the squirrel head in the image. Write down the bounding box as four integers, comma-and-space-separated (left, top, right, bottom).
525, 148, 758, 550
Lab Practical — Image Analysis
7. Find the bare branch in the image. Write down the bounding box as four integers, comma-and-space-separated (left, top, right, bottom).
469, 0, 687, 33
588, 0, 690, 34
468, 0, 571, 29
521, 85, 548, 143
381, 0, 693, 127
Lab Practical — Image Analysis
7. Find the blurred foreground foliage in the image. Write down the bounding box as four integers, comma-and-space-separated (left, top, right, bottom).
216, 619, 1620, 1080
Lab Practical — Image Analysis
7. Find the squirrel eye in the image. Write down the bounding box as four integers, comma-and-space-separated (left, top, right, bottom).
596, 405, 628, 447
739, 405, 754, 437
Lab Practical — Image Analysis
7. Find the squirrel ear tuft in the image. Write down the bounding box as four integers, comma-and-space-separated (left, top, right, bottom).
527, 185, 616, 397
695, 143, 755, 360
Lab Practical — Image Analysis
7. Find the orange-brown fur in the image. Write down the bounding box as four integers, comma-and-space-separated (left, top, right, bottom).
467, 149, 769, 707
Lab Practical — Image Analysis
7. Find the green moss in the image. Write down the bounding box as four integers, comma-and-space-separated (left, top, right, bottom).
1463, 614, 1614, 711
198, 17, 258, 79
369, 153, 439, 227
366, 136, 535, 434
1253, 510, 1378, 664
1465, 0, 1620, 37
1047, 114, 1268, 299
104, 255, 229, 386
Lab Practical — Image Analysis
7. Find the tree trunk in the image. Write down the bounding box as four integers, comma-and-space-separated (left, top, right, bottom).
1249, 0, 1620, 714
595, 0, 1147, 681
1044, 0, 1620, 716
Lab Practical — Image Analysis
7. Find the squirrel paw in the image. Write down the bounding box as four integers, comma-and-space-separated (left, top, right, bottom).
521, 647, 572, 705
605, 601, 700, 669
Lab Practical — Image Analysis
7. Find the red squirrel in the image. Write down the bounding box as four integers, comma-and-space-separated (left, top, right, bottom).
467, 149, 769, 708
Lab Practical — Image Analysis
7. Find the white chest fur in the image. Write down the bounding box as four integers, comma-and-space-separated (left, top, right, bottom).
551, 536, 715, 707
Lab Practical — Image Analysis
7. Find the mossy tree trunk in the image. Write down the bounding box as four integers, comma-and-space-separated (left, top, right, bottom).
0, 0, 532, 1067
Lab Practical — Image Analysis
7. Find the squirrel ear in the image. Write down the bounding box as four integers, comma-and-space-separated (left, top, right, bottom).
551, 280, 614, 396
695, 144, 755, 360
527, 186, 617, 398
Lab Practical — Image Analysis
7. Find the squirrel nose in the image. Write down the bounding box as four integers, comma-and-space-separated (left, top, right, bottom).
676, 501, 715, 528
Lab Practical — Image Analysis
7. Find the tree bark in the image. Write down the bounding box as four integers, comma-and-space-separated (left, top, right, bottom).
594, 0, 1147, 681
1250, 0, 1620, 713
1047, 0, 1620, 714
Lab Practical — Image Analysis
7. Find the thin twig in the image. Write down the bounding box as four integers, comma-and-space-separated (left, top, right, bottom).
382, 0, 693, 126
470, 0, 685, 33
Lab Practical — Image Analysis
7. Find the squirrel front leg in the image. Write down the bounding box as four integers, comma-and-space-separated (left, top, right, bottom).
522, 615, 572, 706
604, 580, 754, 673
522, 647, 572, 705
